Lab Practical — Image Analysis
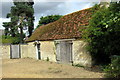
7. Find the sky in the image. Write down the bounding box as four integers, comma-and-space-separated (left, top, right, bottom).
0, 0, 105, 29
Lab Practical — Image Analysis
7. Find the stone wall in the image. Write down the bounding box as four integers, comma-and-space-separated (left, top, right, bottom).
27, 42, 37, 59
20, 44, 28, 58
20, 42, 37, 59
1, 40, 92, 67
1, 43, 37, 59
72, 40, 92, 67
40, 41, 56, 62
0, 45, 10, 59
40, 40, 92, 67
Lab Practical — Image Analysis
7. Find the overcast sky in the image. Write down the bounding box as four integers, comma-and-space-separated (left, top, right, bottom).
0, 0, 101, 29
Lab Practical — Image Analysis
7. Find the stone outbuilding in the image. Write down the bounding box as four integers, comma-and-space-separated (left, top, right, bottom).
26, 8, 95, 67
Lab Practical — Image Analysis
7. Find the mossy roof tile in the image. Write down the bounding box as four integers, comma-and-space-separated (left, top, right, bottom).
26, 7, 94, 42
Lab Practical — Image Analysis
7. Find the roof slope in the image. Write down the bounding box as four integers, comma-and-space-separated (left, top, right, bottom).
27, 8, 94, 42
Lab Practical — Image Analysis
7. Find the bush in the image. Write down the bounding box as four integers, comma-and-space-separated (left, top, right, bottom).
82, 2, 120, 64
46, 57, 49, 61
104, 56, 120, 78
1, 35, 21, 44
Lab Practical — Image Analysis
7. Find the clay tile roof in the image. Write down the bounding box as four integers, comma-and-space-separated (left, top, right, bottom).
26, 7, 95, 42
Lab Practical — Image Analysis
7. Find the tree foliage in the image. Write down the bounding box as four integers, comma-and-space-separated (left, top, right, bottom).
37, 15, 62, 28
0, 35, 22, 44
3, 0, 34, 43
104, 56, 120, 78
82, 2, 120, 64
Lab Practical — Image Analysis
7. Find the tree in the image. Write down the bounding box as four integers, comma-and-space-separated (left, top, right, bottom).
3, 22, 11, 37
37, 15, 62, 28
82, 2, 120, 64
3, 0, 34, 43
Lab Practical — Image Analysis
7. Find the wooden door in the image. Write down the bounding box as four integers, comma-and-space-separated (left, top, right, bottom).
56, 41, 72, 64
10, 45, 20, 59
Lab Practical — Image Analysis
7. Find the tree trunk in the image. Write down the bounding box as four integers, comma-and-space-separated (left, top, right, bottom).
28, 26, 33, 37
20, 25, 24, 43
5, 28, 8, 37
11, 29, 16, 37
27, 17, 34, 37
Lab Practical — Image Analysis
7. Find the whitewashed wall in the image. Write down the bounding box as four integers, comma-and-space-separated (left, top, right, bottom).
1, 40, 92, 67
72, 40, 92, 67
0, 45, 10, 59
40, 41, 56, 62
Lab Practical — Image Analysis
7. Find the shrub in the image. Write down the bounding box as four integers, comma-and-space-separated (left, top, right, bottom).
46, 57, 49, 61
1, 35, 21, 44
82, 2, 120, 64
104, 56, 120, 78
